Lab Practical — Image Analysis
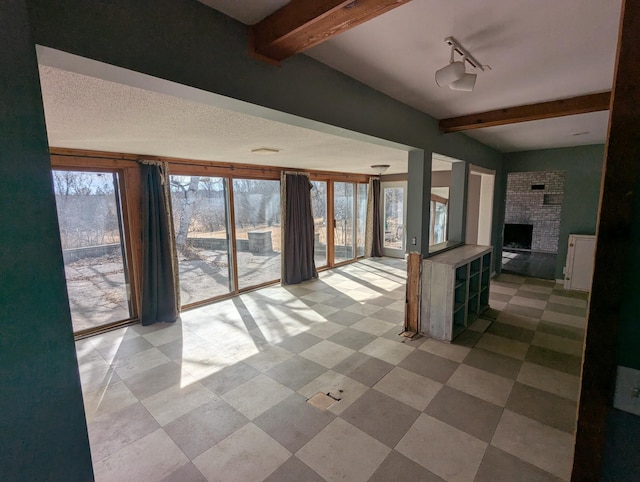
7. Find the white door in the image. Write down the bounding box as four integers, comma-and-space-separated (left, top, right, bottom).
565, 234, 596, 291
381, 181, 407, 258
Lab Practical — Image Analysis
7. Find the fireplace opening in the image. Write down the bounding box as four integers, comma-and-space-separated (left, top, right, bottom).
503, 224, 533, 250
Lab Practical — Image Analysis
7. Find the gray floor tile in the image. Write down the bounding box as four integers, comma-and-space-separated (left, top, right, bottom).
475, 446, 563, 482
263, 456, 324, 482
370, 450, 445, 482
254, 393, 334, 452
525, 345, 583, 376
504, 303, 545, 319
370, 307, 404, 323
524, 278, 556, 287
490, 292, 513, 302
199, 362, 260, 395
329, 296, 359, 309
123, 361, 182, 400
367, 295, 396, 307
328, 327, 377, 351
463, 348, 523, 379
515, 289, 551, 301
425, 386, 503, 442
96, 335, 155, 360
326, 310, 366, 326
551, 288, 589, 299
160, 462, 207, 482
546, 302, 587, 317
487, 321, 536, 344
340, 389, 420, 448
536, 321, 585, 341
452, 329, 483, 347
276, 332, 323, 354
399, 350, 460, 383
333, 353, 394, 386
506, 382, 577, 433
87, 402, 160, 463
164, 398, 249, 459
265, 355, 328, 391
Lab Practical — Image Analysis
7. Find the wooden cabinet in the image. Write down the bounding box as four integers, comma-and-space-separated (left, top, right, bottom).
420, 245, 492, 342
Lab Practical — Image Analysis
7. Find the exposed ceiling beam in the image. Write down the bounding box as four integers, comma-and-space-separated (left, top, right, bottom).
249, 0, 411, 64
439, 92, 612, 133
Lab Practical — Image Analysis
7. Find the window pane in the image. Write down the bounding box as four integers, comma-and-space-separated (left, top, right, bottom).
311, 181, 328, 267
170, 175, 232, 305
429, 187, 449, 246
357, 183, 368, 257
383, 187, 404, 250
53, 170, 131, 332
232, 179, 281, 289
334, 182, 355, 263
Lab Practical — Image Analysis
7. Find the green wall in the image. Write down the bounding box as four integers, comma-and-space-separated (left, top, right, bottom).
502, 145, 605, 279
0, 1, 93, 479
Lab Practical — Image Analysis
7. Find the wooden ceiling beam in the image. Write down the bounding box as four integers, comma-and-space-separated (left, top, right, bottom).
439, 92, 612, 133
249, 0, 411, 64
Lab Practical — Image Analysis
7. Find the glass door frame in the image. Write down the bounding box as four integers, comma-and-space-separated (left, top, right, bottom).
50, 159, 140, 337
381, 180, 408, 258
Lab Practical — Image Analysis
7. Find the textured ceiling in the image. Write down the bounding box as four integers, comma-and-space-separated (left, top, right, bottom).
199, 0, 621, 152
39, 66, 416, 174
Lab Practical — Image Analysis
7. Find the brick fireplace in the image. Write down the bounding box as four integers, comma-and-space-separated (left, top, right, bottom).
504, 171, 565, 253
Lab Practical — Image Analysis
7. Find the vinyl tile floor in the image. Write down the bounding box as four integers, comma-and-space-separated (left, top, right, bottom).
77, 258, 588, 482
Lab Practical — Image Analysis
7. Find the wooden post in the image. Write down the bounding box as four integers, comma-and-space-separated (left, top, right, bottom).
404, 251, 422, 335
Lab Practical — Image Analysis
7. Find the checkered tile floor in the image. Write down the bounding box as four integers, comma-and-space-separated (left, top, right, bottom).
77, 258, 588, 482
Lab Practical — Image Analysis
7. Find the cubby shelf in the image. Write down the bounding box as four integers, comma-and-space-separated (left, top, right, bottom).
420, 245, 493, 342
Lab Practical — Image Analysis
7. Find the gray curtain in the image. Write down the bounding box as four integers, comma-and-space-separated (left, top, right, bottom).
282, 173, 317, 284
140, 163, 179, 325
366, 178, 384, 257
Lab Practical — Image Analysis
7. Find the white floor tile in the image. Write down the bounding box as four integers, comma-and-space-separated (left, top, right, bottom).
374, 367, 443, 411
360, 337, 414, 365
299, 340, 355, 369
419, 338, 471, 362
297, 418, 390, 482
193, 424, 290, 482
447, 364, 514, 406
94, 429, 188, 482
221, 374, 293, 420
396, 414, 486, 482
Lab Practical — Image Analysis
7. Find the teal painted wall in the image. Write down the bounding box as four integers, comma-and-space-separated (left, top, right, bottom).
502, 145, 605, 279
0, 1, 93, 479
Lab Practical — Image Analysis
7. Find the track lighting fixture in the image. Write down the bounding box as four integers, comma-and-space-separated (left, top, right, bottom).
435, 37, 485, 92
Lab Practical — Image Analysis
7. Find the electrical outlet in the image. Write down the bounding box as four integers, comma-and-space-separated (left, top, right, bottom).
562, 266, 566, 275
412, 236, 417, 245
613, 365, 640, 416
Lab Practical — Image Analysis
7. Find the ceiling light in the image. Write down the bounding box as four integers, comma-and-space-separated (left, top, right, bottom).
435, 37, 486, 92
449, 73, 477, 92
251, 147, 280, 154
371, 164, 390, 175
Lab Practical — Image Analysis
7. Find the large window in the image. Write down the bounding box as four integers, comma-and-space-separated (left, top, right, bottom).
53, 169, 132, 332
383, 185, 405, 250
311, 181, 328, 267
232, 179, 281, 289
170, 175, 232, 306
430, 189, 449, 246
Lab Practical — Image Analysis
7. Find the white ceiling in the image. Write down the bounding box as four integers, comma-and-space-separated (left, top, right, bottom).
200, 0, 622, 152
40, 66, 416, 174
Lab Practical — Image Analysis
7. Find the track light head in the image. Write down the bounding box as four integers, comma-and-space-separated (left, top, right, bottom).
449, 73, 477, 92
435, 37, 485, 92
435, 61, 465, 87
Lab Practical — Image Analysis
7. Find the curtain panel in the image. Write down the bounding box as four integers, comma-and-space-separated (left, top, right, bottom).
281, 172, 318, 284
140, 162, 179, 325
366, 178, 384, 257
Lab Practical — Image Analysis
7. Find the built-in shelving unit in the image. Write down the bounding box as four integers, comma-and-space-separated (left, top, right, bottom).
420, 245, 493, 342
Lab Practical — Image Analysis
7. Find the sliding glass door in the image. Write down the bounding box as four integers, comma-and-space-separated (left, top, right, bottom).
170, 175, 233, 306
53, 169, 133, 333
232, 179, 281, 289
311, 180, 328, 268
333, 182, 355, 264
